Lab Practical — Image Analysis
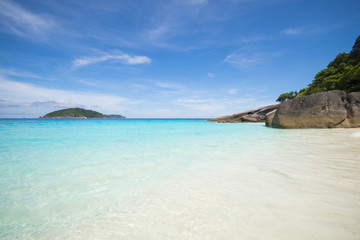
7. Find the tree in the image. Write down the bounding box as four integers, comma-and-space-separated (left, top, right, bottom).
285, 35, 360, 99
276, 91, 298, 102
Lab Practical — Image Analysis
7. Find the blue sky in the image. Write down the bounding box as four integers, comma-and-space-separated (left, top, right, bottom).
0, 0, 359, 118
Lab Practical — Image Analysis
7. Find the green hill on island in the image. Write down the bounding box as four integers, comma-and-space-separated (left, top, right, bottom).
41, 108, 107, 119
106, 114, 126, 119
277, 35, 360, 102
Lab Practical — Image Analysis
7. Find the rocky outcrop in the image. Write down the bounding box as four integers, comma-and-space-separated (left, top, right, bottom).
265, 109, 277, 127
266, 90, 360, 128
209, 104, 279, 123
346, 92, 360, 126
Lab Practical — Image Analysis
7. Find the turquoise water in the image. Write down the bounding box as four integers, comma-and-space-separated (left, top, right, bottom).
0, 119, 359, 239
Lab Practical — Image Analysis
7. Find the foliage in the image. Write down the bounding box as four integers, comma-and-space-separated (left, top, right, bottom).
42, 108, 107, 118
276, 35, 360, 101
106, 114, 126, 119
276, 91, 298, 102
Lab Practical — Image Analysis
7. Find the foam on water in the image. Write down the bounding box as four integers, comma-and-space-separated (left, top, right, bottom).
0, 119, 359, 239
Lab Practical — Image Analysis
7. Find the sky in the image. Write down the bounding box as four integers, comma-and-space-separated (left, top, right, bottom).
0, 0, 359, 118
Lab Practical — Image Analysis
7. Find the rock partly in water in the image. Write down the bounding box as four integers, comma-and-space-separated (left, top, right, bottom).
209, 104, 279, 123
266, 90, 360, 128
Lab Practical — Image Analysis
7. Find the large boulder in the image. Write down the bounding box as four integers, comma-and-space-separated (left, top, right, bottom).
265, 109, 276, 127
346, 92, 360, 127
267, 90, 360, 128
209, 104, 279, 123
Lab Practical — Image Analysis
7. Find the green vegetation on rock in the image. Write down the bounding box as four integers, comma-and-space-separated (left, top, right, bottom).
276, 91, 299, 103
41, 108, 107, 118
277, 35, 360, 101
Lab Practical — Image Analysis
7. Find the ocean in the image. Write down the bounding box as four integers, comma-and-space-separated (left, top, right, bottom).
0, 119, 359, 239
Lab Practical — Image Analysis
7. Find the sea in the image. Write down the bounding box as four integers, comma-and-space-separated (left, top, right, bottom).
0, 119, 359, 240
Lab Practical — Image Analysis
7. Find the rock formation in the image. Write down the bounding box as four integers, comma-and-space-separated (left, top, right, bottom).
266, 90, 360, 128
265, 109, 277, 127
209, 104, 279, 123
346, 92, 360, 127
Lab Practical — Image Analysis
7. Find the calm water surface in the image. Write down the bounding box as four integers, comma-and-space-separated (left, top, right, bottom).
0, 119, 359, 239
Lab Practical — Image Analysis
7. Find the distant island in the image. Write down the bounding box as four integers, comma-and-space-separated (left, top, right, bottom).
40, 108, 125, 119
106, 114, 126, 119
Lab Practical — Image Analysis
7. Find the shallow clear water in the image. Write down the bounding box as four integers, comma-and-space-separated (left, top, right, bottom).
0, 119, 359, 239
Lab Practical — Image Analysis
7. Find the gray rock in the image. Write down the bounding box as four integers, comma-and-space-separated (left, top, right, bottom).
346, 92, 360, 127
265, 109, 276, 127
268, 90, 360, 128
209, 104, 279, 123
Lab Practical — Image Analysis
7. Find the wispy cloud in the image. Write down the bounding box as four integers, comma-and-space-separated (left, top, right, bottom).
146, 25, 169, 41
237, 35, 267, 44
228, 0, 262, 4
207, 72, 215, 78
0, 99, 83, 109
185, 0, 208, 5
174, 98, 222, 112
0, 77, 130, 115
155, 81, 185, 91
73, 51, 151, 68
77, 79, 98, 87
175, 98, 210, 104
0, 0, 55, 38
280, 25, 330, 36
131, 83, 148, 90
0, 99, 22, 108
30, 100, 84, 108
0, 68, 55, 81
227, 88, 238, 94
281, 27, 305, 36
173, 96, 259, 113
224, 52, 263, 68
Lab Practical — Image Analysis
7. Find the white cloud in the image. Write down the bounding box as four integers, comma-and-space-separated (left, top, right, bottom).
207, 72, 215, 78
147, 25, 169, 41
229, 0, 261, 3
224, 52, 263, 68
0, 77, 130, 116
237, 35, 266, 44
77, 79, 98, 87
281, 28, 304, 36
227, 88, 238, 94
73, 52, 151, 68
30, 100, 84, 108
175, 98, 210, 104
0, 99, 22, 108
185, 0, 207, 5
0, 68, 55, 81
0, 0, 55, 38
174, 98, 223, 112
131, 83, 146, 88
173, 97, 258, 113
280, 26, 325, 36
155, 81, 185, 90
0, 99, 84, 109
